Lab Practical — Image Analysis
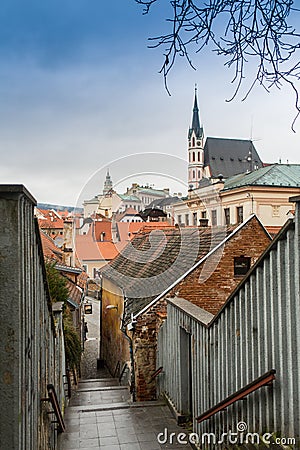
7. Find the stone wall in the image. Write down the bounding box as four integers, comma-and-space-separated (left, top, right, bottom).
0, 185, 66, 450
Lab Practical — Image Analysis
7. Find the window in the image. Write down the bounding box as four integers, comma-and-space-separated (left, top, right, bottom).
192, 137, 195, 147
193, 170, 195, 179
211, 210, 217, 225
178, 215, 182, 225
193, 212, 197, 226
185, 214, 189, 226
192, 152, 195, 162
224, 208, 230, 226
201, 211, 207, 219
237, 206, 243, 223
234, 257, 251, 276
198, 170, 201, 178
198, 152, 200, 162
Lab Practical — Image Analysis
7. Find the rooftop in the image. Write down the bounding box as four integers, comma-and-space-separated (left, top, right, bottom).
102, 225, 234, 325
222, 164, 300, 191
204, 137, 263, 178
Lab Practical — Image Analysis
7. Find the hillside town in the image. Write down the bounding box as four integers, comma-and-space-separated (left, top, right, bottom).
1, 89, 300, 450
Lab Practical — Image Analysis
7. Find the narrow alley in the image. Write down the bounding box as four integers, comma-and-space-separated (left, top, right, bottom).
60, 297, 192, 450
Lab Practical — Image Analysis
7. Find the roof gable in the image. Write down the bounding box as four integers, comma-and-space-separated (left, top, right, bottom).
102, 225, 235, 324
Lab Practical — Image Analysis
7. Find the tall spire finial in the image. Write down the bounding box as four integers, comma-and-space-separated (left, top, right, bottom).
103, 169, 113, 195
191, 84, 201, 133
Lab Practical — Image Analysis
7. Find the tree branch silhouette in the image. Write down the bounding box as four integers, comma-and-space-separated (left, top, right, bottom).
135, 0, 300, 130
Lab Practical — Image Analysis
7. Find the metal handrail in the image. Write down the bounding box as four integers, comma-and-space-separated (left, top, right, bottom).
41, 384, 66, 432
113, 361, 121, 378
196, 369, 276, 423
119, 363, 129, 383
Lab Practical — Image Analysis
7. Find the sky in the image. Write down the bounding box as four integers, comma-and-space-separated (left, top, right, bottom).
0, 1, 299, 206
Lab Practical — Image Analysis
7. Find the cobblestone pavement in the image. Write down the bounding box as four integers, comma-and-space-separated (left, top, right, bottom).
60, 297, 192, 449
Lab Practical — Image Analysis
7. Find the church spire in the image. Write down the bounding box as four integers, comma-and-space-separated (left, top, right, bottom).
103, 169, 113, 195
188, 85, 205, 190
189, 84, 203, 139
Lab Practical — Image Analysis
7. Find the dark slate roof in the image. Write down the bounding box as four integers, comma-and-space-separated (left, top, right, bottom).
101, 225, 235, 326
204, 137, 263, 178
139, 208, 167, 220
197, 178, 212, 188
148, 197, 181, 208
222, 164, 300, 191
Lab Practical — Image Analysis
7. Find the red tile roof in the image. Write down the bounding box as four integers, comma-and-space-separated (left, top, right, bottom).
94, 220, 113, 241
39, 217, 64, 230
40, 231, 63, 262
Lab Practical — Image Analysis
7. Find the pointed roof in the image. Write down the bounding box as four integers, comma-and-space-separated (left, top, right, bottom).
103, 169, 113, 195
188, 85, 203, 139
203, 137, 263, 178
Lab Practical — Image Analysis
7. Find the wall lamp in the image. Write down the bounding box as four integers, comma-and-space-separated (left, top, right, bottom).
106, 305, 118, 311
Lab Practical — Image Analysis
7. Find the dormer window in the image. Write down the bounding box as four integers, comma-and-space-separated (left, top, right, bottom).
234, 256, 251, 276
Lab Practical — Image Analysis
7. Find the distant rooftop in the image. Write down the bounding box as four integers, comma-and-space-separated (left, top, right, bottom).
118, 194, 140, 202
222, 164, 300, 191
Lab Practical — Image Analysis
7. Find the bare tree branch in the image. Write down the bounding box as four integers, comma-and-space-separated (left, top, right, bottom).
135, 0, 300, 128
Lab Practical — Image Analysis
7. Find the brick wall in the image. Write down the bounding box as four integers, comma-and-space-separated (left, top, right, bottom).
133, 300, 167, 401
168, 216, 271, 314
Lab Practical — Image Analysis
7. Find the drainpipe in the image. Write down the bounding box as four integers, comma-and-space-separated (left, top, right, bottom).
123, 321, 136, 402
97, 275, 104, 369
121, 295, 136, 402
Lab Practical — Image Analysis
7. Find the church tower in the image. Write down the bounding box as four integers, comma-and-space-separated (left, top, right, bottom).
188, 86, 204, 189
103, 169, 113, 195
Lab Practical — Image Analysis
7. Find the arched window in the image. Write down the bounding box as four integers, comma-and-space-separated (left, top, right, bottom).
198, 152, 200, 162
192, 152, 195, 162
192, 137, 195, 147
193, 170, 195, 179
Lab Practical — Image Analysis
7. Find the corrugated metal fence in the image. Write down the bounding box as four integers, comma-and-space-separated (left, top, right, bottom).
157, 210, 300, 448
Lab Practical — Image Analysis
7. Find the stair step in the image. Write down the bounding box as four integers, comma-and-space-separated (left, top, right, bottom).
79, 378, 118, 384
67, 400, 166, 414
77, 386, 128, 393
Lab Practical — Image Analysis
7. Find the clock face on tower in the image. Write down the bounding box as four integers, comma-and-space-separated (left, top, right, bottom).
197, 141, 201, 146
